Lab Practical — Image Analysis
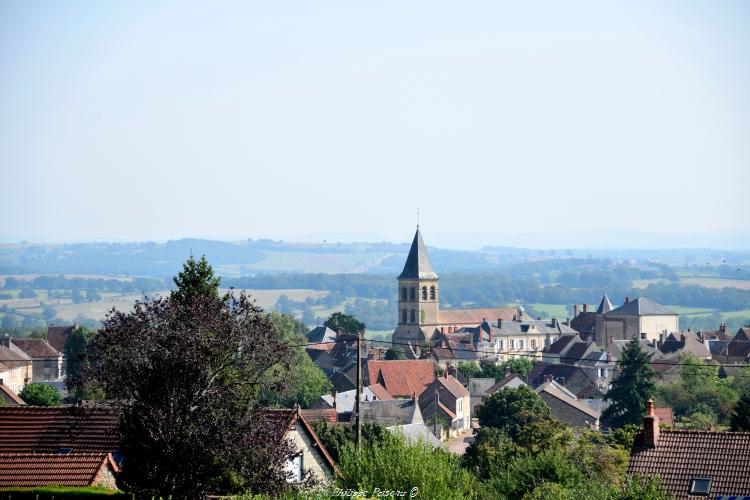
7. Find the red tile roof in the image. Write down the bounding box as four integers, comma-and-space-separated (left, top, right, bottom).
0, 384, 25, 405
299, 408, 337, 423
0, 407, 119, 455
366, 360, 436, 398
654, 407, 674, 428
437, 307, 516, 326
0, 452, 118, 487
367, 383, 393, 401
47, 325, 77, 354
627, 430, 750, 499
10, 338, 61, 359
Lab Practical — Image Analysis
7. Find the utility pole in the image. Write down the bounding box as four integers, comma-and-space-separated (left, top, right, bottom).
433, 385, 439, 437
356, 329, 362, 454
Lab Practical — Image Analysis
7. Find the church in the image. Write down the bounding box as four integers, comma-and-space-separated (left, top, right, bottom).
391, 228, 518, 351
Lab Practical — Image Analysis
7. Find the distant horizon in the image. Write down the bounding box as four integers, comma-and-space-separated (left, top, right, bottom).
1, 227, 749, 252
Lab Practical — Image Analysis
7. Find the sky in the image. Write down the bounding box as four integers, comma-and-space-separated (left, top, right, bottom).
1, 1, 749, 249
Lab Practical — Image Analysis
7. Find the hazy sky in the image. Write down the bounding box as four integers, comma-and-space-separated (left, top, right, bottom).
1, 1, 749, 248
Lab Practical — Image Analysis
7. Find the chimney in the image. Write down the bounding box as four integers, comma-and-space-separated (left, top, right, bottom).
657, 332, 664, 349
412, 392, 418, 402
720, 322, 726, 333
551, 318, 558, 328
497, 318, 502, 329
574, 304, 580, 317
642, 399, 660, 447
332, 392, 337, 409
1, 334, 10, 348
565, 317, 570, 327
640, 332, 647, 340
680, 333, 686, 344
606, 352, 612, 363
583, 303, 588, 313
625, 297, 630, 304
559, 377, 566, 386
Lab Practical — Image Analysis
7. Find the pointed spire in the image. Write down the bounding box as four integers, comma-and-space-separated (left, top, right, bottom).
398, 228, 438, 280
596, 292, 614, 314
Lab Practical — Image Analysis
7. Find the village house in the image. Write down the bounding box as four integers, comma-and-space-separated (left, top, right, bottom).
265, 408, 339, 484
535, 379, 600, 430
6, 337, 63, 382
309, 384, 393, 421
365, 359, 436, 399
0, 382, 25, 406
419, 373, 471, 437
595, 297, 679, 350
0, 339, 32, 395
361, 397, 424, 427
627, 400, 750, 499
46, 324, 80, 375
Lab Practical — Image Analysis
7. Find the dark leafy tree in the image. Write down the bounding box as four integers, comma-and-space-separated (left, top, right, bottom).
603, 338, 656, 427
476, 386, 552, 440
171, 254, 221, 306
731, 391, 750, 431
323, 312, 365, 334
384, 346, 406, 360
19, 383, 61, 406
76, 259, 301, 497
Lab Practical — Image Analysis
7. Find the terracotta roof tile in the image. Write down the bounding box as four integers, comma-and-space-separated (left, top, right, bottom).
299, 408, 337, 423
437, 308, 516, 325
47, 326, 77, 354
0, 407, 119, 455
367, 383, 393, 401
437, 375, 470, 399
627, 429, 750, 499
10, 338, 61, 359
366, 360, 436, 398
0, 452, 118, 487
654, 407, 674, 428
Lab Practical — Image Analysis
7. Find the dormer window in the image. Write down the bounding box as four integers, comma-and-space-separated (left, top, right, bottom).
689, 478, 711, 496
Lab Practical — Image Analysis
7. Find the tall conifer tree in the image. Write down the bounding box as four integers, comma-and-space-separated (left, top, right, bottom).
602, 337, 656, 427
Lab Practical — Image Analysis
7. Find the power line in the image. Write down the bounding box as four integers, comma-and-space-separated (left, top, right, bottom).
299, 337, 750, 370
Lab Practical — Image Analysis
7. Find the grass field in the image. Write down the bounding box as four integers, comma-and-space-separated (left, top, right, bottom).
665, 305, 716, 315
679, 277, 750, 290
241, 251, 390, 273
529, 303, 569, 318
0, 288, 328, 322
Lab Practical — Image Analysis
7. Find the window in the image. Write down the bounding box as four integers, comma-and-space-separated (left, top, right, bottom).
498, 340, 504, 350
410, 309, 416, 323
284, 453, 303, 483
518, 340, 524, 350
410, 287, 416, 301
430, 286, 435, 300
422, 286, 427, 300
401, 287, 407, 301
689, 478, 711, 496
402, 309, 408, 324
530, 339, 536, 349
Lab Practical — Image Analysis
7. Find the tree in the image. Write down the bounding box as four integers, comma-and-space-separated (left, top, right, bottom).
19, 383, 61, 406
19, 288, 37, 299
76, 258, 300, 497
385, 346, 406, 360
603, 338, 656, 427
458, 361, 482, 378
506, 358, 534, 379
171, 254, 221, 306
476, 386, 552, 440
1, 315, 18, 329
731, 391, 750, 431
64, 326, 97, 399
41, 305, 57, 322
323, 312, 365, 334
261, 313, 331, 408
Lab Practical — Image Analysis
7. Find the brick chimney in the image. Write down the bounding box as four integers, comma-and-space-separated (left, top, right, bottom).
642, 399, 660, 447
574, 304, 579, 317
625, 296, 630, 304
412, 392, 418, 402
1, 334, 10, 348
583, 303, 588, 313
497, 318, 502, 329
332, 392, 337, 409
